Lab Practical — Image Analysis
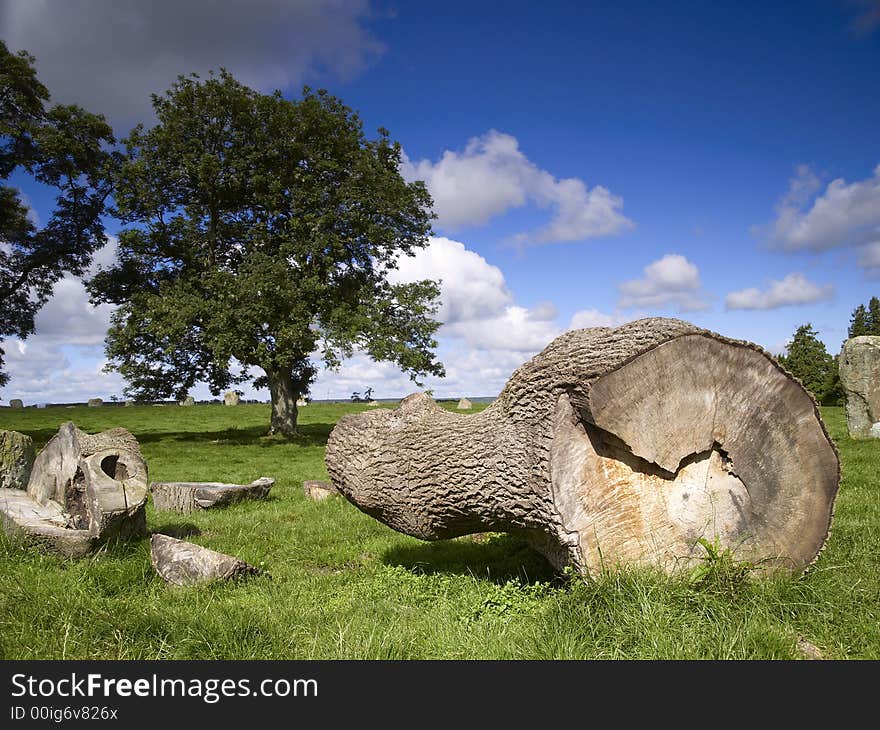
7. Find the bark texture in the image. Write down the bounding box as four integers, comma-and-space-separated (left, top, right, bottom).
151, 477, 274, 513
150, 533, 263, 586
326, 318, 840, 575
267, 369, 299, 436
0, 422, 148, 556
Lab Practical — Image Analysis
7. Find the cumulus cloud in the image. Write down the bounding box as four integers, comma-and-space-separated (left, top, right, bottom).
401, 130, 634, 245
857, 240, 880, 278
756, 164, 880, 251
0, 0, 383, 127
389, 236, 560, 351
617, 254, 709, 311
568, 308, 630, 329
725, 273, 834, 311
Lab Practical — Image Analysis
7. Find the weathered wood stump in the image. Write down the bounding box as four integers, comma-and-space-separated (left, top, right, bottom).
150, 477, 274, 513
150, 533, 263, 586
326, 318, 840, 576
0, 430, 35, 490
303, 479, 337, 501
839, 335, 880, 439
0, 422, 148, 556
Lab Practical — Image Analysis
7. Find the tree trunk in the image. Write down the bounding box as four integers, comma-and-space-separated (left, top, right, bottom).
266, 368, 299, 437
150, 477, 274, 513
326, 318, 840, 576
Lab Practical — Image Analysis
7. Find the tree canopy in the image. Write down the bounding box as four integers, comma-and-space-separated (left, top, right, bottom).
88, 71, 444, 435
0, 41, 115, 386
848, 296, 880, 337
777, 323, 839, 404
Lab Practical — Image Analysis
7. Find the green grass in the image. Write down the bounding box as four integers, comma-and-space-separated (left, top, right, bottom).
0, 403, 877, 659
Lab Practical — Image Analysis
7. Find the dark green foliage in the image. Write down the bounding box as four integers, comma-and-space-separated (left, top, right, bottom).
848, 296, 880, 337
88, 71, 443, 435
777, 323, 835, 401
0, 41, 115, 385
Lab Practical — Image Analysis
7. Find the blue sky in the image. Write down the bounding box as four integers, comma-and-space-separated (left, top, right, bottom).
2, 0, 879, 404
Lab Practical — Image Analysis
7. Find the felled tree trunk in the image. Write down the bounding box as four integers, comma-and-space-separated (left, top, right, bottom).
0, 422, 148, 556
150, 534, 263, 586
326, 318, 840, 575
151, 477, 274, 513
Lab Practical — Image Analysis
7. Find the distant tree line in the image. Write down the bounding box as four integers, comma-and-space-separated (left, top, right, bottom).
779, 296, 879, 406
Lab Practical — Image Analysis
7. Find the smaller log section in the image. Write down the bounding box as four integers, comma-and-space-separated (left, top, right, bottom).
150, 477, 274, 514
326, 318, 840, 576
150, 533, 264, 586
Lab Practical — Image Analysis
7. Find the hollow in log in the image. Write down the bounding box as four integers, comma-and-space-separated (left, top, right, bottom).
0, 422, 148, 556
326, 318, 839, 575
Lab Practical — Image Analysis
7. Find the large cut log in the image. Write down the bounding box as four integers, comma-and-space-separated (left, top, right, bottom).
150, 534, 263, 586
326, 318, 840, 575
0, 422, 148, 557
150, 477, 274, 513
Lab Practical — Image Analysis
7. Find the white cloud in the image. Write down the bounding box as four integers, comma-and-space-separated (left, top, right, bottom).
617, 254, 709, 311
0, 0, 383, 127
725, 273, 834, 311
857, 240, 880, 278
401, 130, 633, 245
568, 308, 630, 329
757, 164, 880, 251
390, 236, 560, 351
391, 236, 512, 323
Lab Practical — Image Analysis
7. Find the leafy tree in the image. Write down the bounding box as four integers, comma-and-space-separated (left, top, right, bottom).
0, 42, 115, 385
777, 323, 834, 401
88, 71, 444, 436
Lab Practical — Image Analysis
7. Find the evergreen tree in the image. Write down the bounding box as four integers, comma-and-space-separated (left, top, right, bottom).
869, 296, 880, 335
777, 323, 834, 401
848, 304, 869, 337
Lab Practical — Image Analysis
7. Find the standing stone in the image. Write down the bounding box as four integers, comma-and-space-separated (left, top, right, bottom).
9, 399, 23, 409
0, 430, 35, 490
87, 398, 103, 407
180, 396, 195, 407
839, 336, 880, 439
224, 391, 240, 406
296, 397, 307, 406
457, 397, 472, 410
150, 533, 263, 586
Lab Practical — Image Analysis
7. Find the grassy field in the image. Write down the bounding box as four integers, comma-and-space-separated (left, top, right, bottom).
0, 401, 877, 660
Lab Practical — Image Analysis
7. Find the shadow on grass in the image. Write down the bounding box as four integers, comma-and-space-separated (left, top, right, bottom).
152, 523, 202, 539
17, 423, 336, 450
383, 533, 558, 586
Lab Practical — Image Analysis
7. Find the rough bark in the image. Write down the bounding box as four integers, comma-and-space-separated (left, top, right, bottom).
150, 533, 263, 586
151, 477, 274, 513
326, 318, 840, 575
839, 335, 880, 439
0, 422, 148, 556
267, 369, 299, 436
